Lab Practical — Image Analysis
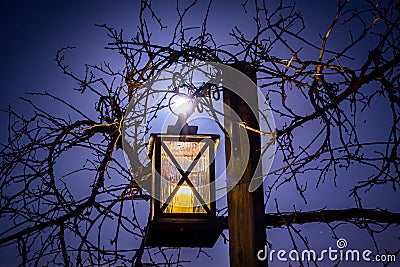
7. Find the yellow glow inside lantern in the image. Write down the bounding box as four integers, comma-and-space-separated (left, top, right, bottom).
168, 185, 194, 213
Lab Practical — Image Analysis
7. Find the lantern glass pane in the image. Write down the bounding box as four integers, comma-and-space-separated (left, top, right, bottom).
160, 140, 211, 213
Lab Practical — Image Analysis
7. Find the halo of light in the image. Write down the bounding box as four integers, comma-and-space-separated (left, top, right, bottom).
168, 93, 196, 117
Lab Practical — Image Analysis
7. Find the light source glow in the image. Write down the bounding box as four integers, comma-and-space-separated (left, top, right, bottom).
169, 93, 195, 117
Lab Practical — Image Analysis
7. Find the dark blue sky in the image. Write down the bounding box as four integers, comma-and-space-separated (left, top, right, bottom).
1, 0, 135, 108
0, 1, 398, 266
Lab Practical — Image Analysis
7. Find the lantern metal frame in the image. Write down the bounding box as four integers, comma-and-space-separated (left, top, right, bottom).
145, 133, 222, 247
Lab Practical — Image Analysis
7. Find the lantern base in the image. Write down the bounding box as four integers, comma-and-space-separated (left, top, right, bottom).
145, 217, 223, 248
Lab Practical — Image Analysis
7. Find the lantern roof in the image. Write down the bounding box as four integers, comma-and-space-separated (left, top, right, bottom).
147, 133, 220, 159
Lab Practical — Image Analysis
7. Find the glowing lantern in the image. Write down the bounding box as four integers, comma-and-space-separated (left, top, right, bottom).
145, 133, 222, 247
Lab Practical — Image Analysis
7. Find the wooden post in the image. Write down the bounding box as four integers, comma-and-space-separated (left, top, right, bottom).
223, 62, 266, 267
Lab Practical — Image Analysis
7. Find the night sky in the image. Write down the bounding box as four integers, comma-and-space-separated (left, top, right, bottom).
0, 1, 398, 266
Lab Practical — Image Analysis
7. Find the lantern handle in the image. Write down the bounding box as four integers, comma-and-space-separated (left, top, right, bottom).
167, 114, 198, 135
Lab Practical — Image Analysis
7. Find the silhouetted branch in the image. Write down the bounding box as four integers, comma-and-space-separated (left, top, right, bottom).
220, 209, 400, 229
